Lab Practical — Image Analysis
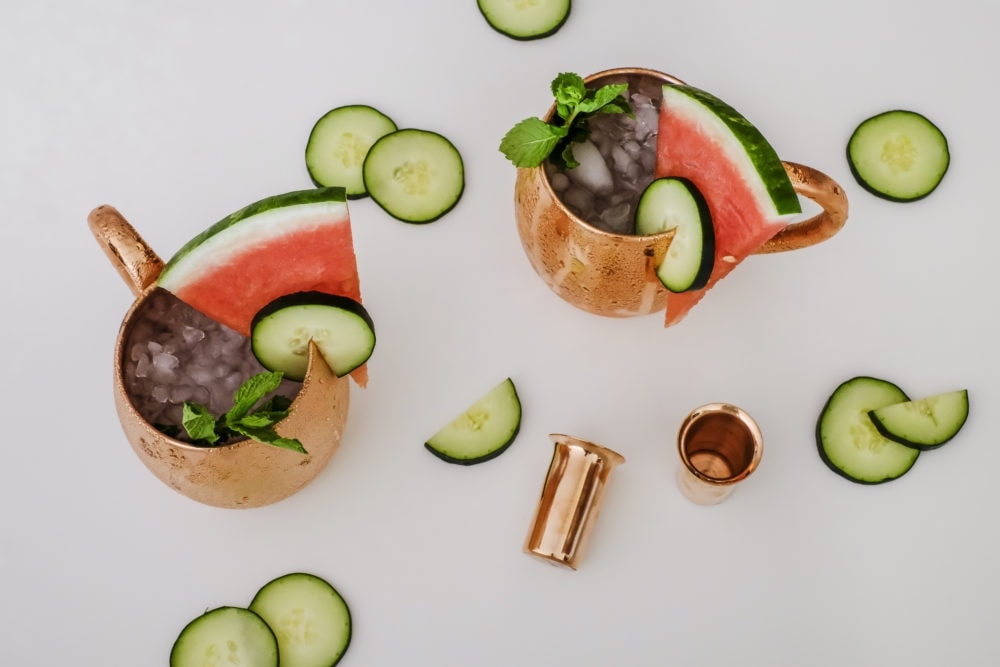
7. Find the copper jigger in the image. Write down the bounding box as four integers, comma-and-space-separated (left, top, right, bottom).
89, 205, 350, 509
524, 434, 626, 569
676, 403, 762, 505
514, 67, 850, 318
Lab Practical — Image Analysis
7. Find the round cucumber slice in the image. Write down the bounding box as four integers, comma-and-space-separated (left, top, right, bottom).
170, 606, 278, 667
251, 292, 375, 381
477, 0, 571, 40
306, 104, 398, 197
362, 128, 465, 223
847, 109, 950, 202
634, 177, 715, 292
425, 378, 522, 465
249, 573, 352, 667
816, 376, 919, 484
868, 389, 969, 450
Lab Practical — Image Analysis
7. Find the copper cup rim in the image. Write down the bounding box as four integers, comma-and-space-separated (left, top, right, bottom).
113, 285, 335, 454
532, 66, 687, 241
676, 402, 763, 486
549, 432, 626, 466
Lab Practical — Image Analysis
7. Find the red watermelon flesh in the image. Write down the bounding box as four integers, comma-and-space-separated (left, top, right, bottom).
157, 188, 368, 386
655, 85, 801, 326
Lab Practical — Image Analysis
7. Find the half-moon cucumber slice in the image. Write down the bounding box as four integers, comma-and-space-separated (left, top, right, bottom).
425, 378, 522, 465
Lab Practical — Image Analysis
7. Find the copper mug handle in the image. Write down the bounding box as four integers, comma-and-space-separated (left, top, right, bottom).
756, 162, 849, 254
88, 205, 164, 297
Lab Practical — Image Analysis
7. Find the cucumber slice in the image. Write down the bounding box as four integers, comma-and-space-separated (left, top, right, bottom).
249, 573, 352, 667
362, 128, 465, 223
305, 104, 398, 198
170, 606, 278, 667
868, 389, 969, 450
816, 376, 920, 484
425, 378, 522, 465
634, 177, 715, 292
847, 109, 950, 202
477, 0, 571, 40
251, 292, 375, 381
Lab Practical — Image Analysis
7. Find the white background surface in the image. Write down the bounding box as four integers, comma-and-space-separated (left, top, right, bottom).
2, 2, 997, 665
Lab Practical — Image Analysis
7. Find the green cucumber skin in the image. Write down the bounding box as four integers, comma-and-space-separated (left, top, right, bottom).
867, 390, 970, 451
362, 129, 465, 224
477, 0, 571, 40
815, 376, 918, 485
424, 379, 522, 466
170, 606, 278, 667
160, 187, 347, 278
249, 572, 352, 667
424, 421, 520, 466
306, 105, 398, 198
637, 177, 715, 292
250, 291, 375, 381
665, 85, 801, 216
846, 110, 950, 203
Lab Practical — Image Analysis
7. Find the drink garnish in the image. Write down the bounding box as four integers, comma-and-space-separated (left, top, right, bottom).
499, 72, 630, 168
179, 370, 307, 452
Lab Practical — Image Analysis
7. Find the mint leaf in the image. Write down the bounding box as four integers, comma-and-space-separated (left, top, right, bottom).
500, 73, 635, 168
228, 370, 283, 421
233, 413, 280, 429
182, 403, 221, 445
258, 395, 293, 413
499, 117, 567, 168
173, 371, 306, 453
230, 423, 307, 454
551, 72, 586, 115
576, 83, 629, 114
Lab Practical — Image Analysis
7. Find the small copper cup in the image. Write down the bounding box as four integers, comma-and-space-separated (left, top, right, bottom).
514, 67, 849, 318
90, 205, 350, 509
524, 434, 625, 569
676, 403, 763, 505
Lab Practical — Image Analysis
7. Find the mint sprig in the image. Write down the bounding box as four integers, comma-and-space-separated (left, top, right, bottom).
178, 371, 307, 453
499, 72, 631, 169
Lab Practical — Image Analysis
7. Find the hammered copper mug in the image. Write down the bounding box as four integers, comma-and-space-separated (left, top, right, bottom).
89, 205, 350, 509
514, 67, 850, 318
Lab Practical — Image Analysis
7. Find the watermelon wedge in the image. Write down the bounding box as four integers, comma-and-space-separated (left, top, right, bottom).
157, 187, 368, 385
655, 85, 801, 326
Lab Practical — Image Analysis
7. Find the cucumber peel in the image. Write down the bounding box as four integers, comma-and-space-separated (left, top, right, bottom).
816, 376, 919, 485
170, 607, 278, 667
251, 292, 375, 381
425, 378, 522, 465
868, 389, 969, 450
847, 109, 950, 202
635, 176, 715, 292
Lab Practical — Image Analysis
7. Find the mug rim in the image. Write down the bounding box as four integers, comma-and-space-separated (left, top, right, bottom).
535, 66, 687, 240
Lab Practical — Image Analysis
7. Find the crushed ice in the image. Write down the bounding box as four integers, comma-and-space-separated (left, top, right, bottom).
545, 77, 663, 235
121, 289, 299, 441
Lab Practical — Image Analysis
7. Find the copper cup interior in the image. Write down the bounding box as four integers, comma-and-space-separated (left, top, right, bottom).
678, 405, 762, 484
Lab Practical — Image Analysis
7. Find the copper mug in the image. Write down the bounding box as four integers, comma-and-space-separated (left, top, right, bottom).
89, 205, 350, 509
514, 67, 849, 318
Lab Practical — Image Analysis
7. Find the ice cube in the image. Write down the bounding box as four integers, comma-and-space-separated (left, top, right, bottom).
567, 141, 614, 195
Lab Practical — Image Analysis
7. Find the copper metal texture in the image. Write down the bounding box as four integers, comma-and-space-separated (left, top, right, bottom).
525, 434, 626, 569
90, 205, 350, 509
513, 67, 849, 317
676, 403, 763, 505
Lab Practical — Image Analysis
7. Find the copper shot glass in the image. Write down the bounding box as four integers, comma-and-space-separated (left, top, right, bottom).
676, 403, 763, 505
513, 67, 849, 318
524, 434, 626, 569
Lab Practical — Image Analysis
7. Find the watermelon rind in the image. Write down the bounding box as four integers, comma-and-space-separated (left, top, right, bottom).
158, 187, 348, 290
661, 85, 801, 218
